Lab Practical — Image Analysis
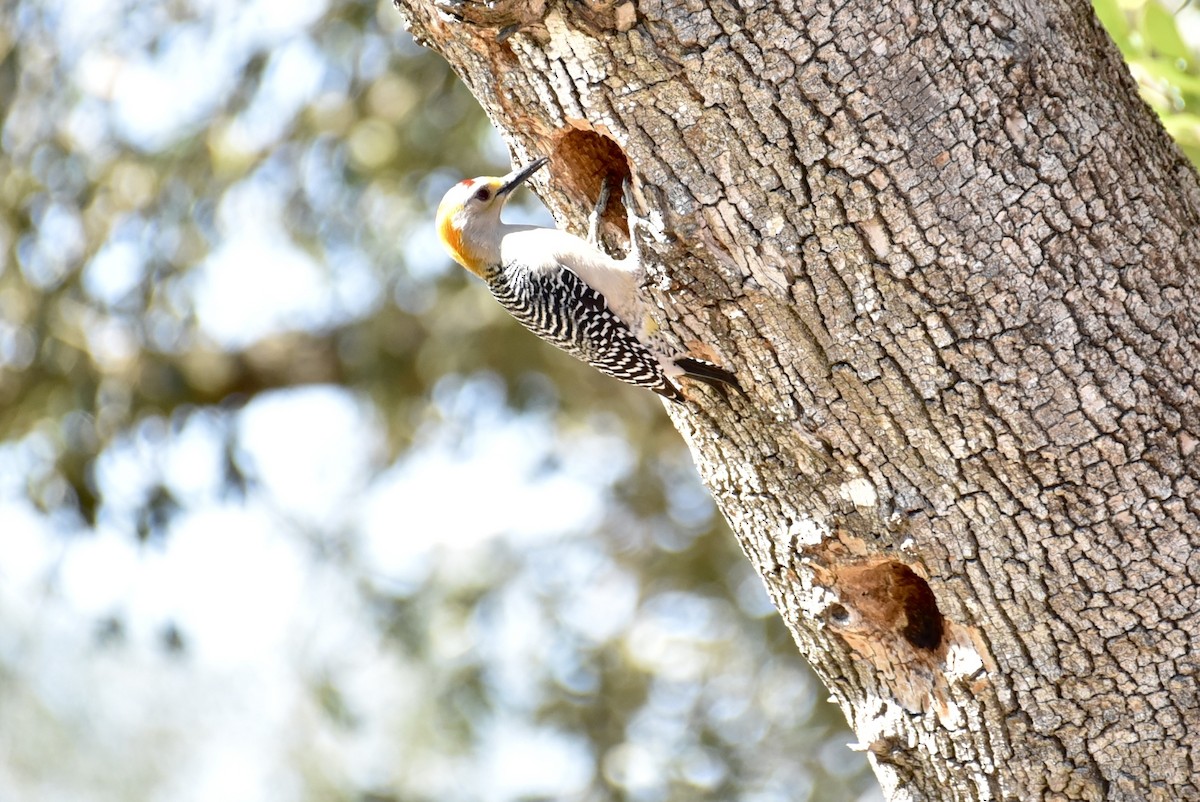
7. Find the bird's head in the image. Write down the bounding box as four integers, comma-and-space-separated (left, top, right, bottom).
436, 157, 549, 278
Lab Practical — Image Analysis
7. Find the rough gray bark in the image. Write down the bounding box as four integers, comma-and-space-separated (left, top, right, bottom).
392, 1, 1200, 799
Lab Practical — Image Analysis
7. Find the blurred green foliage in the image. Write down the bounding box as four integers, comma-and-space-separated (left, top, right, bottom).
0, 0, 1195, 800
1095, 0, 1200, 162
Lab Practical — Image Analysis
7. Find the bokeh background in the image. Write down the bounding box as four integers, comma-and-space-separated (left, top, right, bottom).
0, 1, 1194, 800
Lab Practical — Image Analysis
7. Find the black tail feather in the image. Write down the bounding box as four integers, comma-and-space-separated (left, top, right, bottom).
674, 357, 744, 400
652, 382, 687, 404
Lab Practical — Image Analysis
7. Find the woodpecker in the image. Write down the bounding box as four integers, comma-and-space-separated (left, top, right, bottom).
435, 156, 740, 403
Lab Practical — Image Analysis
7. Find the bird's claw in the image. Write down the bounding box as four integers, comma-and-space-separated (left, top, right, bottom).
587, 177, 613, 246
621, 178, 636, 219
622, 178, 643, 263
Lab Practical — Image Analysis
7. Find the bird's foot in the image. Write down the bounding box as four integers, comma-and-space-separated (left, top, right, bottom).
587, 176, 612, 247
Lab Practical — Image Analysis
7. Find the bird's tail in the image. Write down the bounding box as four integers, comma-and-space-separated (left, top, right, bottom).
675, 357, 744, 399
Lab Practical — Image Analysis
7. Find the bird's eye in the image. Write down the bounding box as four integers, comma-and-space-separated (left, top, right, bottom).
474, 187, 492, 202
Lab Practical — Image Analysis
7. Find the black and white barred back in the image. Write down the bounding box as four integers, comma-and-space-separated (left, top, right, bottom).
488, 261, 682, 400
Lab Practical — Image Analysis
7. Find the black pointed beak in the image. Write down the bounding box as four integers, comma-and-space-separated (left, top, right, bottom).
497, 157, 549, 197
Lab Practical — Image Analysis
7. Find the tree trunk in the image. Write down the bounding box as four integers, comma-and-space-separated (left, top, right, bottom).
392, 1, 1200, 799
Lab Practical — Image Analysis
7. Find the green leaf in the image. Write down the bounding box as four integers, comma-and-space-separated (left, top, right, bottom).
1142, 1, 1192, 64
1094, 0, 1133, 52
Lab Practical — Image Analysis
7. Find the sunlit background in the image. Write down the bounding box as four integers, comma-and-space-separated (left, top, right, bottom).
1, 1, 1195, 800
